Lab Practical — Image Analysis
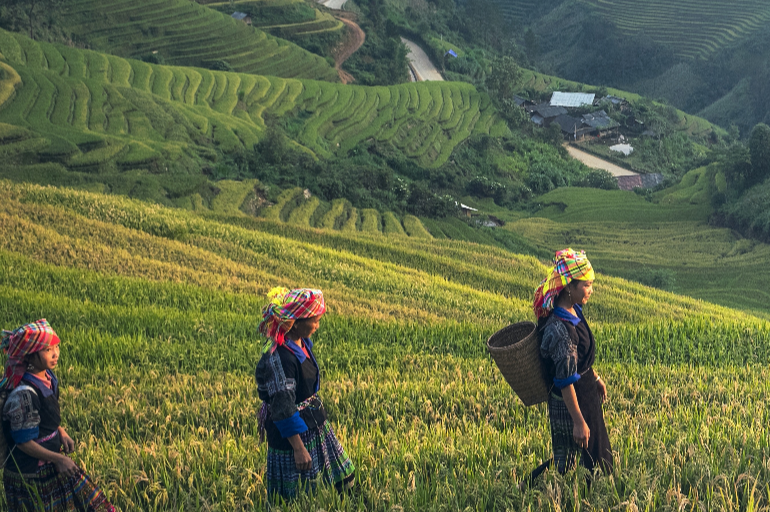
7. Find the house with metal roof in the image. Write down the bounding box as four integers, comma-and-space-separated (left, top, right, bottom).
550, 92, 596, 108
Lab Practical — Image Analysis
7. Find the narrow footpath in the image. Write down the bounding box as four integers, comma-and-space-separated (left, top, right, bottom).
332, 14, 365, 84
400, 38, 444, 82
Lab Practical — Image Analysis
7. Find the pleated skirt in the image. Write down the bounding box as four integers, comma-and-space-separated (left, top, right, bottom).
548, 372, 613, 475
266, 421, 355, 501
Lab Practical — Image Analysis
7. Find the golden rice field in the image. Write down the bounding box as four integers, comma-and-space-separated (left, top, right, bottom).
1, 179, 770, 510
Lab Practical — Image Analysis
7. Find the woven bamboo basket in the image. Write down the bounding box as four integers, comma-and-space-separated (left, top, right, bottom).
486, 321, 550, 406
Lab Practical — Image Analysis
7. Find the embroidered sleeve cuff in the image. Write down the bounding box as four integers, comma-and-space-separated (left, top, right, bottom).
11, 427, 39, 444
274, 411, 308, 438
554, 372, 581, 389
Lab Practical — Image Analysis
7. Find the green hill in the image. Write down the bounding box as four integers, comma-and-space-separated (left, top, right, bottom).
1, 178, 770, 510
506, 173, 770, 317
0, 28, 504, 202
59, 0, 339, 81
499, 0, 770, 60
487, 0, 770, 134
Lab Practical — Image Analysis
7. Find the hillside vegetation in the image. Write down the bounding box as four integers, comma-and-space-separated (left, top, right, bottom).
499, 0, 770, 60
59, 0, 339, 81
1, 179, 770, 510
508, 177, 770, 316
480, 0, 770, 134
0, 28, 503, 203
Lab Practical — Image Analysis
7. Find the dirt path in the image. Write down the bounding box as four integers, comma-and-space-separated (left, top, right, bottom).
332, 15, 365, 84
400, 37, 443, 82
565, 145, 638, 177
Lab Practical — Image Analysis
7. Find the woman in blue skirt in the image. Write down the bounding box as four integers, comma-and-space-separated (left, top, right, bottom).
254, 287, 355, 502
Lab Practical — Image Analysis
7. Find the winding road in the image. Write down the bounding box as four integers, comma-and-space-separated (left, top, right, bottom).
565, 145, 638, 177
400, 38, 444, 82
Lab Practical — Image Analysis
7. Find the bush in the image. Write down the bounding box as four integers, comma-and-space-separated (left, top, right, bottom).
577, 169, 619, 190
630, 267, 676, 291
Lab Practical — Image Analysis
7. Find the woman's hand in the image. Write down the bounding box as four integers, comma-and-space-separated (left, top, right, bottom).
53, 454, 79, 477
59, 428, 75, 454
294, 446, 313, 471
573, 420, 590, 449
596, 376, 608, 403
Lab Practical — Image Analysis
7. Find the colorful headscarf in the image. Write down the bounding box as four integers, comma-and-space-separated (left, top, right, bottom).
1, 319, 60, 390
533, 248, 595, 319
258, 287, 326, 352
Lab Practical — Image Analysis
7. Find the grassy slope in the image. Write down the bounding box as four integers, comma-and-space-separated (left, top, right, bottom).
1, 180, 770, 510
0, 28, 502, 176
507, 171, 770, 316
60, 0, 339, 82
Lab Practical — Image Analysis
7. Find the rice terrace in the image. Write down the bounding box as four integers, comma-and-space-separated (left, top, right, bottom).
1, 0, 770, 511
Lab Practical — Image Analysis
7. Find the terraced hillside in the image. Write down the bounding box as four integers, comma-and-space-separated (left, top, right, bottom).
59, 0, 339, 81
204, 0, 345, 40
585, 0, 770, 59
2, 179, 770, 510
0, 29, 502, 174
499, 0, 770, 60
262, 187, 434, 238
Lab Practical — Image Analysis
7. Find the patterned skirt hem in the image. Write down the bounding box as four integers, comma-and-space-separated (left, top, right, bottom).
266, 421, 355, 500
3, 463, 115, 512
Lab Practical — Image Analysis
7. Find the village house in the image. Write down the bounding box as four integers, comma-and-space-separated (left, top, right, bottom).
529, 104, 568, 127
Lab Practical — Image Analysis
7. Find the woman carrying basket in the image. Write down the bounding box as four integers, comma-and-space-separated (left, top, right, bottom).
529, 248, 613, 482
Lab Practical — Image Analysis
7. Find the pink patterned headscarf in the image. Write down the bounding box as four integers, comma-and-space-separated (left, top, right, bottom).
258, 287, 326, 352
1, 319, 60, 390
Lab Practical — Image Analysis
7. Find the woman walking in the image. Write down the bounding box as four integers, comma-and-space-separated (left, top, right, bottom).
529, 249, 613, 482
1, 319, 115, 512
255, 287, 355, 502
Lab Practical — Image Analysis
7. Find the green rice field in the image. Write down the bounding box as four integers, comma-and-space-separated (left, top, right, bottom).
59, 0, 339, 81
1, 179, 770, 510
0, 28, 503, 173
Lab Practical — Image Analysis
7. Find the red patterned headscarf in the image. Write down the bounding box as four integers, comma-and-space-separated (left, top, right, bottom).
1, 319, 61, 390
533, 248, 595, 319
258, 287, 326, 352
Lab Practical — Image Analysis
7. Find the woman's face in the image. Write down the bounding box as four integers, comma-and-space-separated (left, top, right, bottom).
572, 279, 594, 305
29, 344, 60, 372
291, 315, 323, 339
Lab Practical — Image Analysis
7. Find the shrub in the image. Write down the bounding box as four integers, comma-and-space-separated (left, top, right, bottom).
629, 267, 676, 291
577, 169, 619, 190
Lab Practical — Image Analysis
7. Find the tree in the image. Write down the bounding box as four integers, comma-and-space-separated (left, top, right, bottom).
749, 123, 770, 186
718, 142, 752, 190
486, 56, 522, 100
3, 0, 63, 39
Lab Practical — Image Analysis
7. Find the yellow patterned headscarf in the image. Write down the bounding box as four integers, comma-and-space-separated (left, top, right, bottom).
533, 248, 595, 319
